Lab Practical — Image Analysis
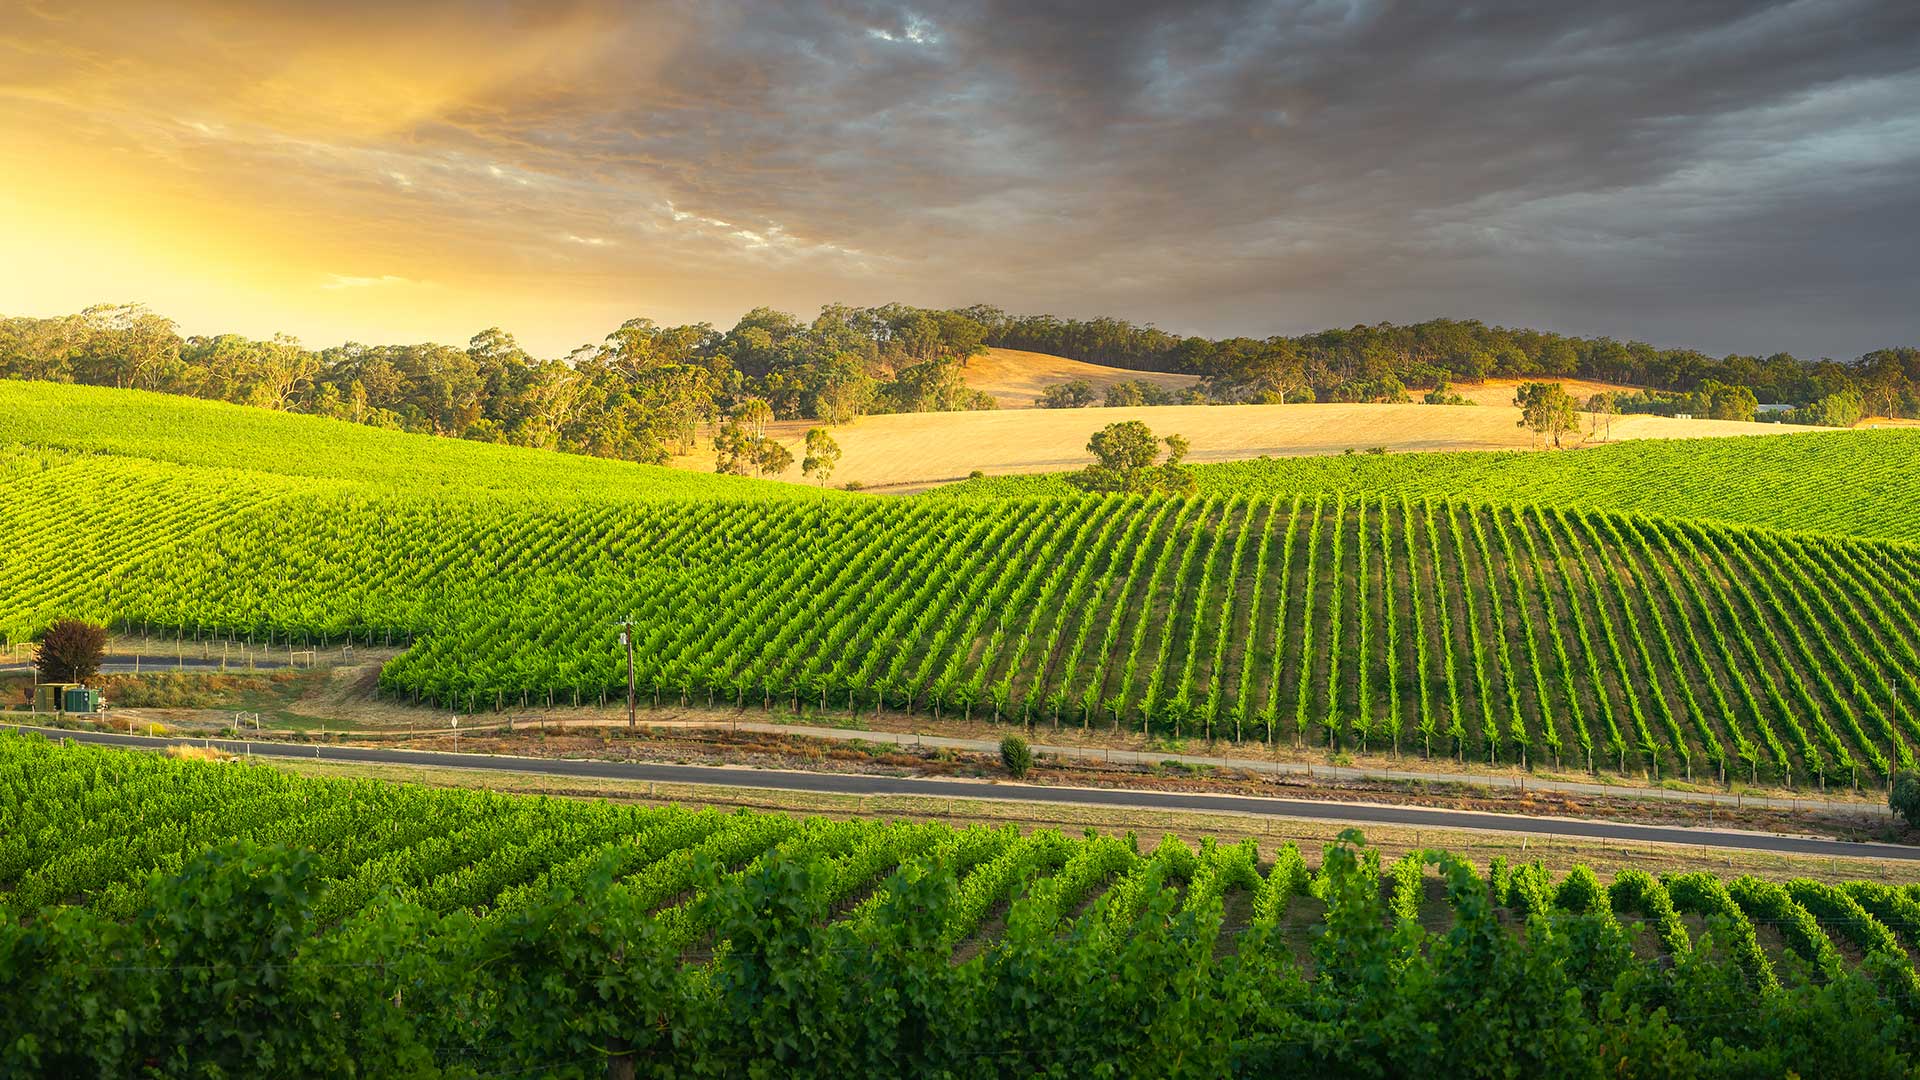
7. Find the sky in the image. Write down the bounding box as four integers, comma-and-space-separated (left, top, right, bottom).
2, 0, 1917, 360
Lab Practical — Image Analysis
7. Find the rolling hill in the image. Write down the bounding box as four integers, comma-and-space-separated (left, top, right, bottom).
6, 383, 1920, 790
673, 398, 1815, 492
961, 346, 1203, 407
0, 380, 819, 503
650, 350, 1804, 491
20, 341, 1795, 497
934, 427, 1920, 544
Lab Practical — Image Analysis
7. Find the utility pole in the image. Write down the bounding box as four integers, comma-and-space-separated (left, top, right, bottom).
619, 615, 636, 731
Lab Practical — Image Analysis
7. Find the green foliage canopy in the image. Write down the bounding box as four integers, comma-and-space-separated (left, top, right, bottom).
999, 734, 1032, 777
1514, 381, 1580, 447
5, 736, 1919, 1079
1037, 379, 1096, 408
1070, 421, 1198, 494
33, 618, 105, 684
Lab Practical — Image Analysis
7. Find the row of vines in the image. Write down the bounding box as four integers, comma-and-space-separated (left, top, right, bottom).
4, 734, 1920, 1076
8, 453, 1920, 784
940, 427, 1920, 544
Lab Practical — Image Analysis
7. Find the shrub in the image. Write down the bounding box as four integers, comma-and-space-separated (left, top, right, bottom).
1890, 771, 1920, 827
999, 734, 1032, 778
104, 671, 292, 709
34, 619, 107, 684
1038, 379, 1096, 408
1067, 421, 1196, 495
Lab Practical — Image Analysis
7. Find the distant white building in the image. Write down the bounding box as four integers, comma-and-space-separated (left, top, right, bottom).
1756, 403, 1796, 414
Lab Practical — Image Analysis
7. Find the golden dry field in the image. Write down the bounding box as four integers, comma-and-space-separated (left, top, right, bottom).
1454, 376, 1644, 407
659, 354, 1812, 489
962, 346, 1203, 407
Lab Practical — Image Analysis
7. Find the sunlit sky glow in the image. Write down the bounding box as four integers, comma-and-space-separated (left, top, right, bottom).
3, 0, 1917, 357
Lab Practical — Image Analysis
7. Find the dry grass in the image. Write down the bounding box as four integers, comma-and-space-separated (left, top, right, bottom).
650, 353, 1815, 491
1453, 376, 1646, 407
664, 398, 1815, 492
164, 744, 230, 762
963, 347, 1202, 408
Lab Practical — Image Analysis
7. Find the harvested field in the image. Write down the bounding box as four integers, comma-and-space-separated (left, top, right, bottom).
1453, 376, 1646, 408
961, 347, 1202, 408
669, 399, 1816, 491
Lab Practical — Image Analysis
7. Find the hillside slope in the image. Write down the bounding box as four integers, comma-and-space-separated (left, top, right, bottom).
962, 346, 1202, 407
8, 385, 1919, 790
18, 353, 1807, 501
9, 396, 1920, 787
935, 428, 1920, 544
677, 399, 1812, 492
0, 380, 822, 502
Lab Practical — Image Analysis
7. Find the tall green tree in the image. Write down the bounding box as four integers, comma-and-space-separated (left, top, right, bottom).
1690, 380, 1758, 421
1069, 421, 1197, 494
1808, 388, 1865, 427
752, 436, 793, 478
1515, 382, 1579, 447
1586, 391, 1619, 439
732, 398, 774, 438
801, 428, 841, 485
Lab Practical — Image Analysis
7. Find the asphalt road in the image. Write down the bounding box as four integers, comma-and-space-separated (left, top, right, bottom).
375, 715, 1884, 818
11, 723, 1917, 864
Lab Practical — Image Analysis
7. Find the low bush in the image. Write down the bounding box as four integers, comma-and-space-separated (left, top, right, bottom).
1000, 734, 1032, 778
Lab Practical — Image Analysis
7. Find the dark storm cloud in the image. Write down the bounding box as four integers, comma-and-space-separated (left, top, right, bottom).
6, 0, 1918, 355
496, 0, 1919, 356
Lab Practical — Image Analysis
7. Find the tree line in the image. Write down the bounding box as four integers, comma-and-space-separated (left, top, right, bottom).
979, 309, 1920, 418
0, 303, 995, 467
5, 303, 1915, 470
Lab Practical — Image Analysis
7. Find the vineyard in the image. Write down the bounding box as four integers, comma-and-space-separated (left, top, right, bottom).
7, 387, 1920, 790
935, 427, 1920, 543
3, 733, 1918, 1077
0, 380, 816, 503
10, 438, 1920, 787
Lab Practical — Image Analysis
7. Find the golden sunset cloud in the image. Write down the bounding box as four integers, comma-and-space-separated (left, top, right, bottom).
3, 1, 1916, 356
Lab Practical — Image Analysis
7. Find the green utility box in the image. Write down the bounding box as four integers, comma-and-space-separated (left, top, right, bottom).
62, 686, 102, 714
33, 683, 100, 713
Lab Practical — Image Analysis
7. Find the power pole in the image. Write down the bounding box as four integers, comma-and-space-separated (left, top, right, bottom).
619, 616, 636, 731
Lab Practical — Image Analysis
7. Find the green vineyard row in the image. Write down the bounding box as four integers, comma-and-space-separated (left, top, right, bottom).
9, 445, 1920, 784
0, 379, 820, 503
10, 380, 1920, 539
3, 734, 1919, 1077
936, 427, 1920, 543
